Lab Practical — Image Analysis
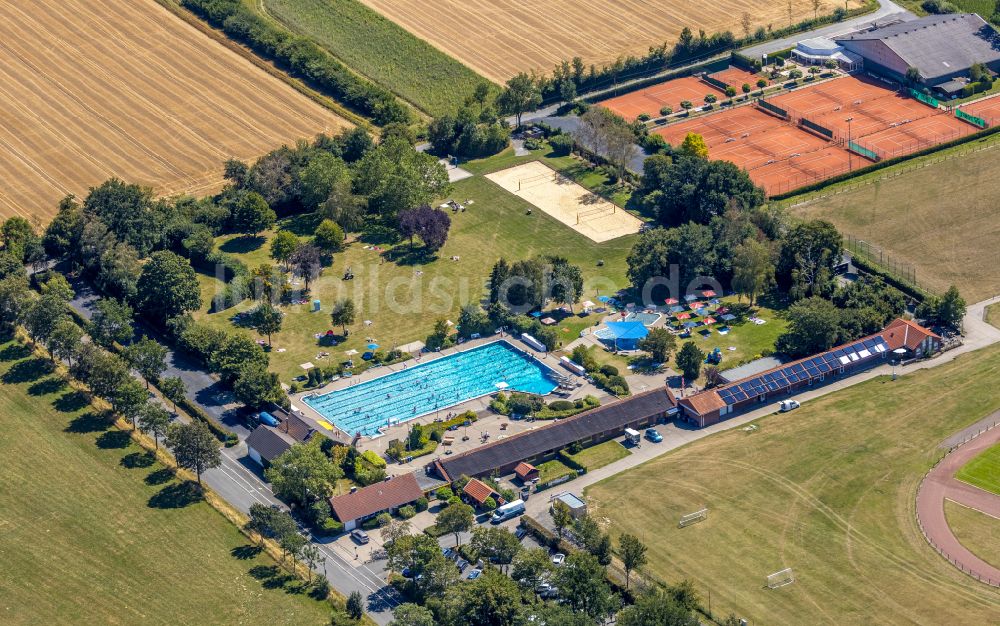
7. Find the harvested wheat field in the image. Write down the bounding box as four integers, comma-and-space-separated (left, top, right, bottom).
359, 0, 865, 82
0, 0, 349, 221
485, 161, 642, 243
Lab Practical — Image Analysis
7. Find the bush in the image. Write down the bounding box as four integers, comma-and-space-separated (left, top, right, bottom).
524, 137, 542, 150
549, 133, 574, 156
398, 505, 416, 519
361, 450, 387, 468
636, 112, 651, 122
483, 497, 497, 511
659, 105, 673, 116
547, 400, 576, 411
415, 497, 429, 512
599, 364, 619, 377
436, 486, 454, 501
321, 518, 344, 534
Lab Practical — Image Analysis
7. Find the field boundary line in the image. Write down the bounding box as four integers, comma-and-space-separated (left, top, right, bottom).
153, 0, 369, 129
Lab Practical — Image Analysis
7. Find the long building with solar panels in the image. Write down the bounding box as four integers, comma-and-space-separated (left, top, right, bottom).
678, 318, 940, 428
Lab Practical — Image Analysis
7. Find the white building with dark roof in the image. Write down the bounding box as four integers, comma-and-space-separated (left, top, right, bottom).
834, 14, 1000, 87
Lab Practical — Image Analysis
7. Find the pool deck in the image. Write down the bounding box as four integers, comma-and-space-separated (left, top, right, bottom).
289, 333, 607, 460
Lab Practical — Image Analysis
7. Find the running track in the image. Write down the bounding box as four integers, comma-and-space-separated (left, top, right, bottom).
916, 420, 1000, 586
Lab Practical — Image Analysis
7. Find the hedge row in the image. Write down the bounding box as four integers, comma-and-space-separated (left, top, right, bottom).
849, 252, 935, 303
181, 0, 407, 124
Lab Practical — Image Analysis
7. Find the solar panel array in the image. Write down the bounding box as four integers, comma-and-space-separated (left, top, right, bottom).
717, 336, 889, 406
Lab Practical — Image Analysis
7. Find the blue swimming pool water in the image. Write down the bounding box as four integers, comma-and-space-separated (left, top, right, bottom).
303, 341, 559, 437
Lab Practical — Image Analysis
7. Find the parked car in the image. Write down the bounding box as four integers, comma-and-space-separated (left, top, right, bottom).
515, 527, 529, 540
779, 399, 801, 412
442, 547, 456, 560
467, 569, 482, 580
645, 428, 663, 443
455, 558, 470, 572
350, 529, 369, 544
551, 553, 565, 566
536, 582, 559, 598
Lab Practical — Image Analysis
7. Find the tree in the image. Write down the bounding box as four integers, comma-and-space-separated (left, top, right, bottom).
559, 77, 577, 104
269, 230, 299, 269
159, 376, 186, 413
554, 552, 618, 621
288, 243, 322, 291
137, 402, 171, 449
165, 421, 221, 484
511, 547, 553, 592
209, 333, 268, 383
775, 296, 843, 357
278, 528, 306, 567
1, 216, 39, 263
637, 327, 676, 363
626, 223, 717, 295
639, 154, 764, 226
436, 502, 474, 547
592, 532, 612, 565
226, 190, 276, 236
24, 293, 67, 358
676, 342, 704, 382
233, 363, 284, 409
389, 604, 435, 626
89, 298, 133, 348
937, 285, 966, 329
248, 302, 283, 346
497, 72, 541, 127
732, 238, 775, 305
75, 347, 130, 403
353, 137, 450, 220
299, 151, 351, 211
619, 533, 648, 589
776, 220, 842, 300
43, 196, 84, 260
618, 588, 699, 626
346, 590, 364, 620
123, 337, 168, 388
470, 526, 522, 573
549, 258, 584, 309
82, 179, 162, 256
552, 500, 573, 539
181, 225, 214, 261
704, 93, 718, 105
136, 251, 202, 323
905, 65, 922, 85
49, 318, 84, 366
574, 106, 638, 179
442, 568, 523, 626
398, 205, 451, 253
265, 439, 343, 505
742, 82, 752, 95
313, 219, 345, 253
115, 378, 149, 430
300, 544, 324, 583
330, 298, 356, 334
679, 132, 709, 159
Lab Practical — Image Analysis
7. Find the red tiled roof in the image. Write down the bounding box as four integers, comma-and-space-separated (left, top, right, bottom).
882, 318, 940, 351
329, 473, 422, 523
463, 478, 497, 504
514, 462, 537, 479
679, 391, 727, 417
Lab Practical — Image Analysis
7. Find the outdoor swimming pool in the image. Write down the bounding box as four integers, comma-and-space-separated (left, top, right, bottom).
303, 341, 559, 437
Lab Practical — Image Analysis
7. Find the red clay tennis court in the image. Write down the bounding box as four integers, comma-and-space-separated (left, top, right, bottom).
752, 147, 863, 196
709, 66, 767, 89
601, 76, 723, 121
958, 94, 1000, 126
851, 113, 976, 159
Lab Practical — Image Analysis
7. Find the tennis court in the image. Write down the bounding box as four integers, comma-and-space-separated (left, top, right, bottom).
709, 66, 766, 89
852, 113, 976, 159
753, 146, 860, 196
770, 75, 942, 141
959, 94, 1000, 127
600, 75, 724, 121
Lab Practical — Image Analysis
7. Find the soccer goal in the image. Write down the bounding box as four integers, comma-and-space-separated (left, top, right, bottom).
576, 204, 615, 224
678, 508, 708, 528
517, 172, 556, 191
766, 568, 795, 589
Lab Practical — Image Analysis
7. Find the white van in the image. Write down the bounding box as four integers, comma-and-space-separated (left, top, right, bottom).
491, 499, 526, 524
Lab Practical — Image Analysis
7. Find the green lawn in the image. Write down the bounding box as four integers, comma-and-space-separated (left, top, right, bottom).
789, 132, 1000, 301
955, 442, 1000, 495
255, 0, 484, 115
564, 440, 630, 471
537, 459, 577, 486
586, 343, 1000, 624
987, 303, 1000, 331
0, 340, 331, 624
195, 147, 638, 381
944, 500, 1000, 571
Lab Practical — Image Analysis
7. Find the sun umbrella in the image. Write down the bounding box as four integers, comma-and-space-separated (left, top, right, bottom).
690, 301, 705, 309
597, 295, 611, 303
683, 321, 698, 329
530, 311, 542, 318
676, 312, 691, 320
664, 298, 679, 305
701, 290, 717, 297
702, 317, 717, 325
684, 294, 697, 302
367, 343, 379, 350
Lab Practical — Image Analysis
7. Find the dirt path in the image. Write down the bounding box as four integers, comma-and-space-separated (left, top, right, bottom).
916, 421, 1000, 587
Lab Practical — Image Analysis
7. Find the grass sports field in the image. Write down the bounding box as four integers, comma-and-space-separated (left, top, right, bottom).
257, 0, 484, 115
194, 145, 639, 380
356, 0, 866, 82
944, 500, 1000, 570
955, 442, 1000, 495
564, 440, 630, 471
791, 133, 1000, 301
0, 0, 348, 222
0, 340, 330, 624
587, 344, 1000, 624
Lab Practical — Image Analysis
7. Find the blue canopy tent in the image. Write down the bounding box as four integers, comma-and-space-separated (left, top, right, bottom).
600, 321, 649, 351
